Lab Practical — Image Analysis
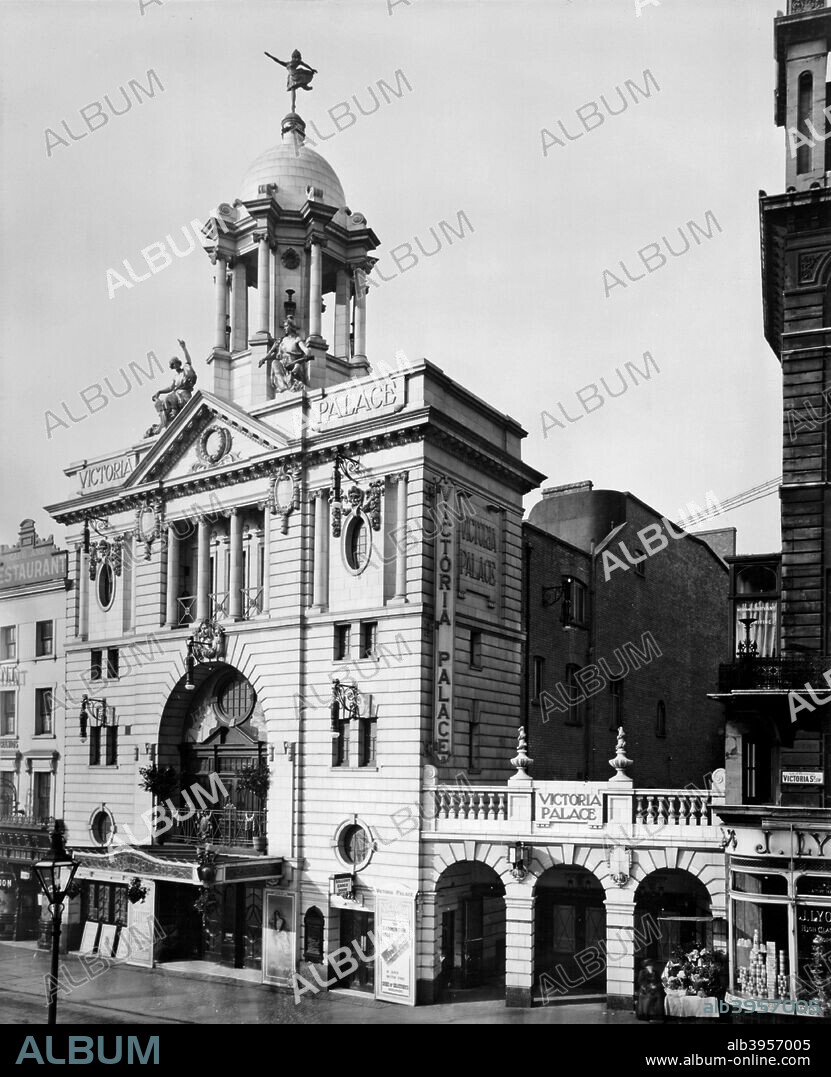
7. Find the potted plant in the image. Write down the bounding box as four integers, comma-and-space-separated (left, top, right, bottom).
138, 763, 179, 801
127, 877, 148, 905
238, 761, 271, 801
196, 845, 218, 884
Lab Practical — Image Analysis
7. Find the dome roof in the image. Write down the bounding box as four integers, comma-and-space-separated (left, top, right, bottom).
239, 124, 346, 211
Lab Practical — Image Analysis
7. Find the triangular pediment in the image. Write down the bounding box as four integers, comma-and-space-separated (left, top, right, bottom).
126, 392, 292, 488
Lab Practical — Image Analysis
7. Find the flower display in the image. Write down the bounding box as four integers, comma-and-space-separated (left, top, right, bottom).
661, 947, 726, 997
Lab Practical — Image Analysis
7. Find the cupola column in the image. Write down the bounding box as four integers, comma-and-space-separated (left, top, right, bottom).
231, 262, 247, 352
352, 266, 367, 363
256, 234, 271, 337
213, 254, 229, 352
308, 240, 324, 341
334, 267, 350, 358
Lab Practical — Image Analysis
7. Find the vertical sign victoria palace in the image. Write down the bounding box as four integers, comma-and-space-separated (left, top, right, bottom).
44, 52, 543, 1003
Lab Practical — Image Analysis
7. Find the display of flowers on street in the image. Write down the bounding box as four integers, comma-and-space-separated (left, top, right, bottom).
662, 947, 727, 997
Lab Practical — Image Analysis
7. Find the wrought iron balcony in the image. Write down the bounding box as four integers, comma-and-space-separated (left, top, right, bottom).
168, 807, 266, 849
718, 654, 831, 693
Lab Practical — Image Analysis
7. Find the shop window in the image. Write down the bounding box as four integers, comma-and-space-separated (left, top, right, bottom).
35, 620, 53, 657
90, 649, 103, 681
732, 872, 788, 896
304, 906, 325, 962
470, 631, 483, 669
35, 688, 53, 735
797, 875, 831, 897
0, 626, 15, 661
84, 880, 127, 923
334, 624, 351, 661
532, 657, 544, 702
33, 773, 51, 824
360, 621, 377, 659
655, 699, 666, 738
732, 898, 790, 999
107, 648, 119, 679
0, 692, 15, 736
609, 678, 623, 730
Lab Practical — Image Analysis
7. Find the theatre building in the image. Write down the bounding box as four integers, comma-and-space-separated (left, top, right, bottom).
0, 519, 68, 942
43, 78, 549, 1001
710, 0, 831, 1018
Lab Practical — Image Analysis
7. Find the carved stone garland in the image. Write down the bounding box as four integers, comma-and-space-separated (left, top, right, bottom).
331, 481, 384, 538
134, 495, 164, 561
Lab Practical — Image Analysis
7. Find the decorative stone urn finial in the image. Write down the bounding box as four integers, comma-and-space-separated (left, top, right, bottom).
510, 726, 534, 783
608, 726, 633, 783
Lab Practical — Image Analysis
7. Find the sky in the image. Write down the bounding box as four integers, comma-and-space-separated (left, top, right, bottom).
0, 0, 787, 553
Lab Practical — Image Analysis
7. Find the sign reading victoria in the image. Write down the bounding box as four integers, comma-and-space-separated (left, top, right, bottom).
434, 481, 455, 760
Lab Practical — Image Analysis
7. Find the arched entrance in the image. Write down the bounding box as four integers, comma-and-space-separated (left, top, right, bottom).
534, 865, 606, 997
153, 665, 268, 971
634, 869, 714, 969
434, 861, 505, 997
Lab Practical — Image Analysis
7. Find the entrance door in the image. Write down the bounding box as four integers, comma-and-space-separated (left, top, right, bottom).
441, 910, 456, 986
462, 898, 484, 987
337, 910, 374, 991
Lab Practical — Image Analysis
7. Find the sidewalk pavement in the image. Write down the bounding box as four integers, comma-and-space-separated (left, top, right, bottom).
0, 942, 639, 1025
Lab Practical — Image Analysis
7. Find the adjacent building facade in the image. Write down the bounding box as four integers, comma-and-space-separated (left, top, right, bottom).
0, 519, 68, 941
711, 0, 831, 1018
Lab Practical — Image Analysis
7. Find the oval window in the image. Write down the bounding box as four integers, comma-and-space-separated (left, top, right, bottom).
344, 515, 370, 573
91, 809, 113, 846
97, 562, 115, 610
338, 823, 372, 868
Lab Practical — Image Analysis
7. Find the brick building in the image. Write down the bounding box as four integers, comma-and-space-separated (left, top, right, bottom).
711, 0, 831, 1018
524, 482, 729, 788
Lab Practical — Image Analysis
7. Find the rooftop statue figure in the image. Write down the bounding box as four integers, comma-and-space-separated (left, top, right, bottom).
264, 49, 317, 111
258, 316, 312, 393
146, 340, 197, 437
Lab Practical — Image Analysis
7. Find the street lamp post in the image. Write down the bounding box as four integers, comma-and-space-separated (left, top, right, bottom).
33, 822, 79, 1026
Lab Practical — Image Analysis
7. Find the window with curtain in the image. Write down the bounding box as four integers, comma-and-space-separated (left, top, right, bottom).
735, 600, 778, 658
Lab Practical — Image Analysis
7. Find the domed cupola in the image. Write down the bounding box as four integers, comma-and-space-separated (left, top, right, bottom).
201, 52, 380, 411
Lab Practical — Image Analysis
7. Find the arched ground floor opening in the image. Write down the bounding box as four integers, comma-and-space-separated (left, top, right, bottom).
534, 865, 606, 999
634, 868, 719, 972
434, 861, 506, 1000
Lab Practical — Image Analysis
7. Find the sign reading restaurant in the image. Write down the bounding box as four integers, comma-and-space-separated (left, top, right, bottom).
0, 550, 67, 590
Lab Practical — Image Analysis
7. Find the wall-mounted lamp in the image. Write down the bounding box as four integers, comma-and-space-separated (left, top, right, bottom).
185, 637, 196, 691
508, 841, 531, 882
79, 695, 107, 740
541, 575, 574, 626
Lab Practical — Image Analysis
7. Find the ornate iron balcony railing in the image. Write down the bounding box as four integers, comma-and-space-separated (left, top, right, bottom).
718, 655, 831, 692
